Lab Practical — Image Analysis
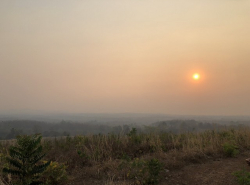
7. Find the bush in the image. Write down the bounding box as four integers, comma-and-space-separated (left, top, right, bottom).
125, 158, 163, 185
128, 128, 143, 145
223, 143, 239, 157
41, 161, 68, 185
233, 169, 250, 185
146, 158, 163, 184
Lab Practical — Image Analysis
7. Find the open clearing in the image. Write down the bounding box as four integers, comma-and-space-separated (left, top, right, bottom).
162, 153, 250, 185
69, 153, 250, 185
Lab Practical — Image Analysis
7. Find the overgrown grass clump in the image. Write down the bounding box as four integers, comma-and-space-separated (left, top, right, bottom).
1, 126, 250, 184
233, 169, 250, 185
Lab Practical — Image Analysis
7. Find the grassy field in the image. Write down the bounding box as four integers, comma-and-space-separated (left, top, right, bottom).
1, 126, 250, 184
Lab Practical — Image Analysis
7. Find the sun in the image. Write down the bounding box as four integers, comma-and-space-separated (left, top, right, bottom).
193, 73, 200, 80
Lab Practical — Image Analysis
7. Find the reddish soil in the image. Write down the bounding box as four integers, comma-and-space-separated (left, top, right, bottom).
162, 153, 250, 185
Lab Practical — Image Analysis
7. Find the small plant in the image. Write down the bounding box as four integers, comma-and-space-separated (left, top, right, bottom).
128, 128, 137, 137
128, 128, 142, 145
77, 150, 90, 160
121, 153, 131, 162
146, 158, 163, 184
233, 169, 250, 185
127, 158, 145, 183
41, 161, 68, 185
223, 143, 239, 157
126, 158, 163, 185
2, 134, 50, 185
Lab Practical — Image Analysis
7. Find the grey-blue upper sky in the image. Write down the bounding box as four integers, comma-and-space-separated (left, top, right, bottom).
1, 0, 250, 115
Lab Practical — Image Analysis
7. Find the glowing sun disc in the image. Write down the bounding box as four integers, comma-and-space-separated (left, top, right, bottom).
193, 73, 200, 80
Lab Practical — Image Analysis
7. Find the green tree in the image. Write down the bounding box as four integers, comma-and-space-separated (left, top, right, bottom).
3, 134, 50, 185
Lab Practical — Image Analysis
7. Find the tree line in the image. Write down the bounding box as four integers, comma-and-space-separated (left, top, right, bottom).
0, 119, 246, 140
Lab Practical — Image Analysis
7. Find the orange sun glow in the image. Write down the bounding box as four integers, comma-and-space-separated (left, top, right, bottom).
193, 73, 200, 80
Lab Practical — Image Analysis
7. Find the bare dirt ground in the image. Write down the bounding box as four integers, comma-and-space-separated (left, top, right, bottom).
162, 153, 250, 185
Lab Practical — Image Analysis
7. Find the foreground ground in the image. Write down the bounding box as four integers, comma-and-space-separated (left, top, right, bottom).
2, 128, 250, 185
69, 153, 250, 185
163, 152, 249, 185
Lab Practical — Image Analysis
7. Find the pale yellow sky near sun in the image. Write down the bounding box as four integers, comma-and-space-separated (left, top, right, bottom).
0, 0, 250, 115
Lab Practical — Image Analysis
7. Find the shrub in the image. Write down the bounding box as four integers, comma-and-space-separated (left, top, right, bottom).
77, 149, 90, 164
146, 158, 163, 184
128, 128, 137, 137
223, 143, 239, 157
2, 134, 50, 185
128, 128, 143, 145
233, 169, 250, 185
41, 161, 68, 185
125, 158, 163, 185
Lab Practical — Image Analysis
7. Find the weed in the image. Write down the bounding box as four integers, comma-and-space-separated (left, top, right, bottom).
41, 161, 68, 185
233, 169, 250, 185
223, 143, 239, 157
125, 158, 163, 184
77, 150, 90, 162
121, 153, 131, 162
146, 158, 163, 184
128, 128, 137, 137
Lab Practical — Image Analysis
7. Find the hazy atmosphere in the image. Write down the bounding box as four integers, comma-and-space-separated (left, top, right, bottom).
1, 0, 250, 116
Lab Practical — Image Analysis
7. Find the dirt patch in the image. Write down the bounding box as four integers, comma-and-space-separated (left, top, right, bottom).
68, 154, 250, 185
162, 153, 250, 185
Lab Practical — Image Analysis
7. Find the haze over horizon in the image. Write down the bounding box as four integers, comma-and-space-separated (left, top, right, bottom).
1, 0, 250, 116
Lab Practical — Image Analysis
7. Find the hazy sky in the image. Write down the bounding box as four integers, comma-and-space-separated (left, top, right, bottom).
1, 0, 250, 115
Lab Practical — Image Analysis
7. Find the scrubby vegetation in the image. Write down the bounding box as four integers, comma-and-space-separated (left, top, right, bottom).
1, 125, 250, 184
233, 169, 250, 185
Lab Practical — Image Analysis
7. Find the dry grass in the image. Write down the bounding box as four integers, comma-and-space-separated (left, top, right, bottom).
104, 180, 131, 185
1, 126, 250, 184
